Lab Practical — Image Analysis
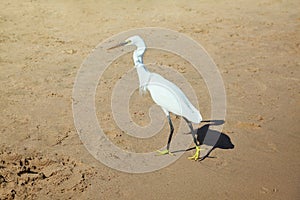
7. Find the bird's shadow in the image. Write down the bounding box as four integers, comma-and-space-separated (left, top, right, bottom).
174, 120, 234, 161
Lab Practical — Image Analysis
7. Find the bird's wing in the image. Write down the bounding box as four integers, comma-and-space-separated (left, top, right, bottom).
146, 73, 202, 123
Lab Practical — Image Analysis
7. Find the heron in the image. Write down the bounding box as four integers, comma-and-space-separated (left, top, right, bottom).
108, 35, 203, 160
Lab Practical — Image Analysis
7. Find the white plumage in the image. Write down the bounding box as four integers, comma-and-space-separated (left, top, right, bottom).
108, 35, 203, 160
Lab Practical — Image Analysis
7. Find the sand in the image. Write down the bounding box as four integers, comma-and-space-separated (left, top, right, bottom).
0, 0, 299, 199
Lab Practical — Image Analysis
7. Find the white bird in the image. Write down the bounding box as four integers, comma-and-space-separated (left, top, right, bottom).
108, 35, 202, 160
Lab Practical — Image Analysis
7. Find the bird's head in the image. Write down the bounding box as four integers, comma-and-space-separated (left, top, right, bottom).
107, 35, 145, 50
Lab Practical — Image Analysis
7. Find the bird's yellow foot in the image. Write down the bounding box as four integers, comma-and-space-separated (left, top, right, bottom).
156, 149, 174, 156
188, 146, 201, 161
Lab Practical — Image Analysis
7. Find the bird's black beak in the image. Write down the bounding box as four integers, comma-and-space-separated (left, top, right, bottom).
107, 40, 130, 50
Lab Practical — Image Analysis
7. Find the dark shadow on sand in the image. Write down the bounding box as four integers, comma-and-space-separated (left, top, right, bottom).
173, 120, 234, 161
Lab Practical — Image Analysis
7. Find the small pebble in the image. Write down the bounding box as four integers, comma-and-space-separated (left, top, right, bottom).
0, 175, 6, 184
38, 172, 46, 180
261, 186, 269, 193
24, 158, 29, 165
64, 49, 77, 54
257, 115, 264, 121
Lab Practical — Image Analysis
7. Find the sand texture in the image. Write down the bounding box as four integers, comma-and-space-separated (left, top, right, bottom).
0, 0, 299, 199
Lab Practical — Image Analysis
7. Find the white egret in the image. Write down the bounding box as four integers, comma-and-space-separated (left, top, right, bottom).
108, 35, 202, 160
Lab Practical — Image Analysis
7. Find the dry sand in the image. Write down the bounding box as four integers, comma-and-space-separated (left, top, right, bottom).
0, 0, 299, 199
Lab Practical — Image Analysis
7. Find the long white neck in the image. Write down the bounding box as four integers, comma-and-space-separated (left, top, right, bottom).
135, 62, 150, 95
133, 44, 150, 94
133, 46, 146, 66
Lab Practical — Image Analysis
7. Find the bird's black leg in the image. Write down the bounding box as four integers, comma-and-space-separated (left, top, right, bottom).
184, 117, 201, 160
166, 115, 174, 151
156, 114, 174, 155
183, 117, 198, 146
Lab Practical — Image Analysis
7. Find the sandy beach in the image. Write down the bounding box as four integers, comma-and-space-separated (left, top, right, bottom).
0, 0, 299, 199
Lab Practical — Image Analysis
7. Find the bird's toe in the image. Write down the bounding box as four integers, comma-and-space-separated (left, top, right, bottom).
188, 146, 201, 161
156, 149, 174, 156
